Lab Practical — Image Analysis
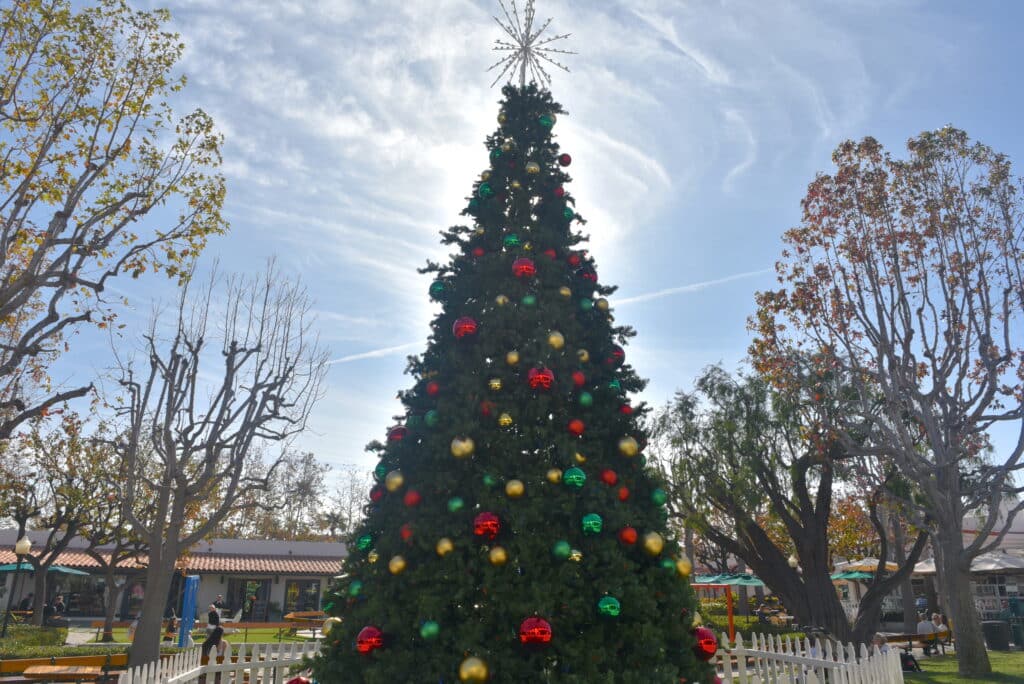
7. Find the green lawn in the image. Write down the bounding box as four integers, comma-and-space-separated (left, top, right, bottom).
88, 627, 314, 644
904, 651, 1024, 683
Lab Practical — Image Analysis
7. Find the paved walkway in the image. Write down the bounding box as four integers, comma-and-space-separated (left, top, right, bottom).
65, 627, 98, 645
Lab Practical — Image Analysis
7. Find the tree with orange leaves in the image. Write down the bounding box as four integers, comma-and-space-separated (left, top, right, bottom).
750, 127, 1024, 677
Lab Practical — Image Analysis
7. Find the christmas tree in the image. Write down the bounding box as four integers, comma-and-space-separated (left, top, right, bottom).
314, 7, 715, 683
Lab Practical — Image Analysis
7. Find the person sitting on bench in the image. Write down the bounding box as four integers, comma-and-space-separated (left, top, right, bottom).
916, 613, 937, 655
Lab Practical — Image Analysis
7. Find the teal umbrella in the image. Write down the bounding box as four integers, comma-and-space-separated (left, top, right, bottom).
0, 563, 90, 576
831, 571, 874, 581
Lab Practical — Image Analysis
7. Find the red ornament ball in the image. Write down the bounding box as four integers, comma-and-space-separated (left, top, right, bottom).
692, 626, 718, 661
543, 248, 557, 260
473, 511, 501, 540
571, 371, 586, 388
472, 247, 486, 258
400, 523, 414, 542
567, 419, 585, 436
619, 403, 634, 415
386, 425, 407, 442
567, 253, 582, 267
617, 486, 630, 502
599, 469, 618, 486
403, 490, 422, 507
618, 526, 638, 545
286, 677, 311, 684
512, 257, 537, 278
480, 400, 496, 418
527, 367, 555, 390
356, 626, 383, 654
606, 345, 625, 368
553, 186, 565, 198
579, 269, 597, 283
452, 316, 478, 339
425, 381, 440, 397
369, 485, 385, 503
558, 153, 572, 166
519, 616, 553, 645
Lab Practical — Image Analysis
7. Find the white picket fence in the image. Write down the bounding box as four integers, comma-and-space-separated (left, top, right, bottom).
117, 642, 321, 684
713, 632, 904, 683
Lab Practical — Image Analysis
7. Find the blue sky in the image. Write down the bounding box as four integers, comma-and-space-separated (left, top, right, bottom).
63, 0, 1024, 480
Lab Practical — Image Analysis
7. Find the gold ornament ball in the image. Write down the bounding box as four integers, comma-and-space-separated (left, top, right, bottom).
573, 451, 587, 464
459, 656, 489, 683
548, 331, 565, 350
505, 479, 525, 498
523, 242, 533, 251
498, 412, 513, 428
322, 617, 342, 635
506, 350, 520, 366
474, 227, 486, 236
385, 470, 405, 492
692, 611, 703, 626
436, 537, 455, 557
497, 112, 507, 124
569, 548, 583, 562
501, 140, 514, 152
546, 468, 563, 484
481, 170, 492, 182
577, 349, 590, 363
367, 550, 379, 564
510, 179, 521, 190
488, 378, 503, 391
489, 546, 508, 566
618, 437, 640, 458
676, 558, 693, 577
525, 161, 540, 175
558, 286, 572, 298
451, 436, 475, 459
389, 555, 407, 574
643, 532, 665, 556
596, 298, 609, 311
495, 294, 510, 307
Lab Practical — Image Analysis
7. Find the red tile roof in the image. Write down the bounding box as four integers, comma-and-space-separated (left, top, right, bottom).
0, 550, 342, 575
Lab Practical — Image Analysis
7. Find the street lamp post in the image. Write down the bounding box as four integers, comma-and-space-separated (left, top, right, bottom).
1, 537, 33, 639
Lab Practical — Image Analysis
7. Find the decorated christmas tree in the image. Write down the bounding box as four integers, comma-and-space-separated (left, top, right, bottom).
314, 4, 716, 682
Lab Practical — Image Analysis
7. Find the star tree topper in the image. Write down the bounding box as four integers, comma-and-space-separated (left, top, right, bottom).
488, 0, 575, 88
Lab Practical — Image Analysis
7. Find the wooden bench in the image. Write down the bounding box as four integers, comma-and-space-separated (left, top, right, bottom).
22, 665, 105, 682
884, 630, 949, 655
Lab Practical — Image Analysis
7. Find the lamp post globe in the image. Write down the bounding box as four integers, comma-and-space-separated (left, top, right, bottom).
2, 537, 33, 639
787, 554, 799, 569
14, 537, 31, 556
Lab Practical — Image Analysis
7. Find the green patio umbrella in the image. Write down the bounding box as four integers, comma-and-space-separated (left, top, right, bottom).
831, 570, 874, 581
0, 563, 90, 576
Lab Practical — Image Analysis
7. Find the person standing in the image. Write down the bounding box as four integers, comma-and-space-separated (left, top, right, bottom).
213, 594, 225, 610
206, 603, 221, 633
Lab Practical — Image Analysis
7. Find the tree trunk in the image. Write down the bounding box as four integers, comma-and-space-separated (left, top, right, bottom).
935, 530, 990, 677
30, 573, 48, 626
891, 518, 918, 632
102, 568, 120, 642
128, 548, 177, 667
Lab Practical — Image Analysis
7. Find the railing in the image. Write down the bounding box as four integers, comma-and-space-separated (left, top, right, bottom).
713, 632, 903, 683
117, 642, 321, 684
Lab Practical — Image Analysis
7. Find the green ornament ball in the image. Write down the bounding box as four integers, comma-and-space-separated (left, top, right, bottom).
447, 497, 465, 513
552, 540, 572, 560
468, 198, 480, 209
478, 182, 494, 199
608, 379, 622, 392
374, 463, 388, 480
490, 148, 502, 161
521, 294, 537, 307
597, 596, 621, 617
424, 409, 440, 428
356, 534, 373, 551
661, 558, 676, 571
419, 620, 440, 639
563, 207, 575, 221
563, 467, 586, 488
348, 581, 363, 597
578, 391, 593, 408
582, 513, 603, 535
652, 488, 668, 506
538, 113, 556, 128
429, 280, 446, 300
503, 234, 521, 248
483, 474, 498, 487
579, 298, 593, 311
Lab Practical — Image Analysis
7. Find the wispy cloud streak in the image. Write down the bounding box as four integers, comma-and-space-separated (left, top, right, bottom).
329, 342, 419, 365
616, 268, 774, 306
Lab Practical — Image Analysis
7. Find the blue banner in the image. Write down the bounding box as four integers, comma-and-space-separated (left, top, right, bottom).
178, 575, 200, 648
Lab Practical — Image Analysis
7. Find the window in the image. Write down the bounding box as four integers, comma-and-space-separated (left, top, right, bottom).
284, 580, 321, 612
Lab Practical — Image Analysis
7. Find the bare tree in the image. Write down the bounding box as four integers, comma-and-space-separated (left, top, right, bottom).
0, 0, 226, 439
321, 466, 372, 541
751, 128, 1024, 676
113, 262, 327, 666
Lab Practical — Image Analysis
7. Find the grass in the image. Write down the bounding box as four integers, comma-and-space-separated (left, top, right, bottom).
88, 627, 313, 644
904, 651, 1024, 683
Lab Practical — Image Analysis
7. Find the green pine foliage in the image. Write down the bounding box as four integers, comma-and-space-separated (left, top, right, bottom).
313, 85, 713, 684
